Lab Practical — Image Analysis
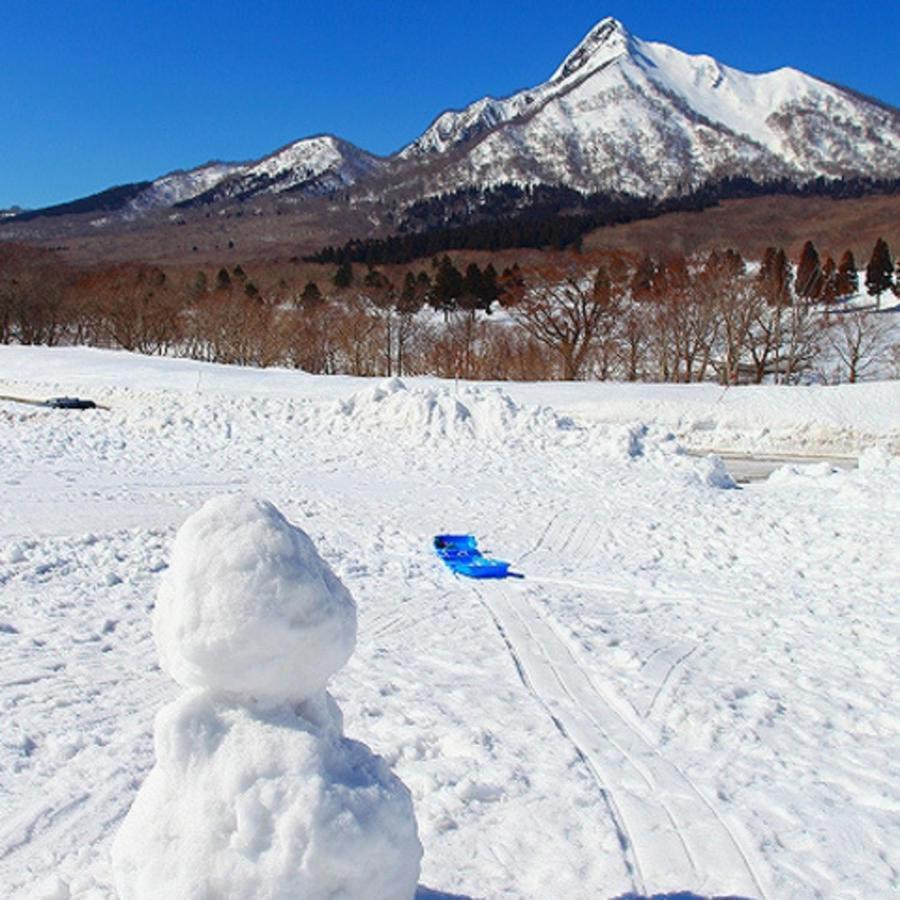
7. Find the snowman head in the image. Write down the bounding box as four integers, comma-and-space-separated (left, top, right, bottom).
153, 495, 357, 703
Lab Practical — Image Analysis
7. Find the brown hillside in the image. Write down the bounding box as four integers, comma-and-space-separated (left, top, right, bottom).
6, 193, 899, 269
583, 194, 900, 262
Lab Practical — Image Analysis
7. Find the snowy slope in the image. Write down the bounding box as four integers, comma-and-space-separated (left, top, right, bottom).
1, 346, 899, 899
400, 17, 900, 196
176, 135, 384, 206
126, 162, 242, 212
105, 136, 383, 217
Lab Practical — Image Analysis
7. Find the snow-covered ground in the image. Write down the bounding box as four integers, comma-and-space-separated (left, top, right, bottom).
1, 346, 898, 899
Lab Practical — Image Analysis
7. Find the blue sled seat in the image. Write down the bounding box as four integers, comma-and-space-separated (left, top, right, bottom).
434, 534, 510, 579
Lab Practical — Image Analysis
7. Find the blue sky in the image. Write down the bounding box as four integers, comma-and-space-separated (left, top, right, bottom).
2, 0, 898, 209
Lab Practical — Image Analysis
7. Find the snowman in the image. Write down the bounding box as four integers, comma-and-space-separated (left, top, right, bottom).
112, 495, 422, 899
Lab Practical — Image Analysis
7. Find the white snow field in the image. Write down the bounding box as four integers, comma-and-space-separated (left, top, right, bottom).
1, 345, 898, 899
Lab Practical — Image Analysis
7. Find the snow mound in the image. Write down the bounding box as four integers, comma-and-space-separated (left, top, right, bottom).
858, 445, 900, 475
112, 690, 422, 900
589, 423, 736, 488
332, 378, 576, 444
766, 446, 900, 506
153, 495, 357, 701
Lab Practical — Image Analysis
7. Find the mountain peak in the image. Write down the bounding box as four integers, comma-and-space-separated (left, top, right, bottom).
550, 16, 631, 82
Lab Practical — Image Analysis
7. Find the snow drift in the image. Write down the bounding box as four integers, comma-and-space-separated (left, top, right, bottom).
332, 378, 576, 446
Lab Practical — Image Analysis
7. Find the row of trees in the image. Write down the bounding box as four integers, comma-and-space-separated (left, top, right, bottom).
1, 240, 897, 383
793, 237, 897, 306
507, 251, 894, 384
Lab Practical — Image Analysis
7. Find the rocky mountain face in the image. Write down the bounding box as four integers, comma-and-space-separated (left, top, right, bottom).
5, 17, 899, 237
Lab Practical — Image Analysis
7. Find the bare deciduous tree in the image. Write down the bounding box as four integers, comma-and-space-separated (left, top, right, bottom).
507, 262, 619, 380
827, 309, 892, 383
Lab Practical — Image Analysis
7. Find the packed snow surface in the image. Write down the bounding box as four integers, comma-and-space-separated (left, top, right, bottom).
153, 495, 357, 700
1, 346, 899, 898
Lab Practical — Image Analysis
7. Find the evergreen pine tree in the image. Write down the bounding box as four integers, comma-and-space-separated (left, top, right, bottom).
216, 267, 231, 290
592, 267, 611, 306
363, 268, 390, 291
333, 261, 353, 289
461, 263, 483, 312
300, 281, 323, 309
759, 247, 791, 306
480, 263, 500, 310
398, 271, 421, 314
820, 256, 838, 303
865, 238, 893, 306
795, 240, 823, 299
630, 256, 657, 300
433, 256, 463, 311
835, 250, 858, 299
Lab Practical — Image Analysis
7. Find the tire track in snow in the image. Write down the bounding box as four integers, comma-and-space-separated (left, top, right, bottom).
642, 644, 697, 720
516, 510, 563, 564
475, 580, 768, 899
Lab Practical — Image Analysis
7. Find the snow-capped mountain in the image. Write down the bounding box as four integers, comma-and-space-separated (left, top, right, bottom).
5, 16, 899, 229
171, 135, 384, 207
122, 136, 382, 214
127, 162, 242, 212
399, 17, 900, 197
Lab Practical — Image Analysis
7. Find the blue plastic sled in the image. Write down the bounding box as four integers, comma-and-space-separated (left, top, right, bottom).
433, 534, 511, 579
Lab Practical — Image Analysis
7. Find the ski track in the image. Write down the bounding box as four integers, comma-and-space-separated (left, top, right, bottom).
475, 575, 767, 900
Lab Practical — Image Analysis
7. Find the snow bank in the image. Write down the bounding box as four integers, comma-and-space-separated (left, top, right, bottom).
765, 445, 900, 505
153, 496, 357, 701
534, 380, 900, 456
332, 378, 576, 445
2, 345, 896, 456
588, 423, 736, 488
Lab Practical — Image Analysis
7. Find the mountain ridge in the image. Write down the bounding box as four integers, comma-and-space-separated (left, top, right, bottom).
4, 16, 899, 237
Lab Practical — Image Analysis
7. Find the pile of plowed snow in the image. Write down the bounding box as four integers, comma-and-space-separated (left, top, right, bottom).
331, 379, 577, 446
586, 423, 736, 489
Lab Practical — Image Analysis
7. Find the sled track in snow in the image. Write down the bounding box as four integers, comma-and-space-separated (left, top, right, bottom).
471, 578, 768, 899
468, 585, 644, 894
